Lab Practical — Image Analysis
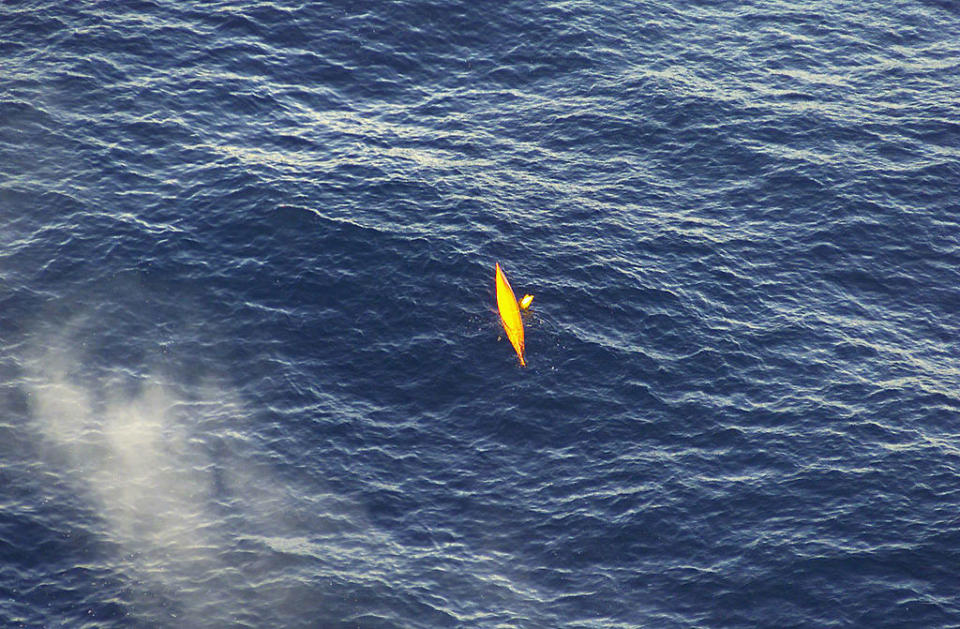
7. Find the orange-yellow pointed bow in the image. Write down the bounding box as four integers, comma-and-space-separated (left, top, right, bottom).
495, 262, 525, 366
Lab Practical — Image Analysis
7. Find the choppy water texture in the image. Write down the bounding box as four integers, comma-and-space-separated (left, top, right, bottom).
3, 1, 960, 627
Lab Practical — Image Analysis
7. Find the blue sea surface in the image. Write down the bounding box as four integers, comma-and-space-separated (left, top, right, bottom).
2, 1, 960, 627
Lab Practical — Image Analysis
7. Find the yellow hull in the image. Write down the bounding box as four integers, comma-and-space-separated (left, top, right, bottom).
495, 262, 525, 366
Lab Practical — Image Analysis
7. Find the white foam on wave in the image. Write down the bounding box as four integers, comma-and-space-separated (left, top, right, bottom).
25, 340, 235, 621
19, 327, 375, 624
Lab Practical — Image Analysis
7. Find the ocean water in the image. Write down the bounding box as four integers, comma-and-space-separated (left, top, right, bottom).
2, 1, 960, 626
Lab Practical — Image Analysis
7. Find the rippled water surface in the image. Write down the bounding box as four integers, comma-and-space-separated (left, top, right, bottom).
3, 1, 960, 627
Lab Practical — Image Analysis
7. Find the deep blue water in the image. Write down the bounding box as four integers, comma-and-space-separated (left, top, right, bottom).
3, 1, 960, 627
